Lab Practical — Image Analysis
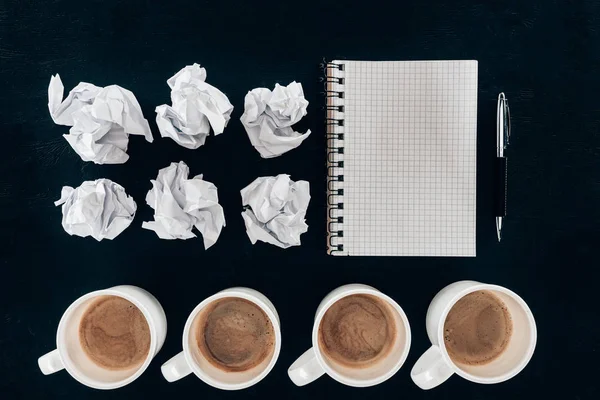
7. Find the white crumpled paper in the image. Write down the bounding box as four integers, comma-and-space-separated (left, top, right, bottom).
48, 74, 153, 164
241, 174, 310, 248
142, 161, 225, 249
155, 64, 234, 149
240, 82, 311, 158
54, 179, 137, 241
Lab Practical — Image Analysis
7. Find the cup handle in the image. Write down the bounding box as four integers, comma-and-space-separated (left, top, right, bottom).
161, 352, 192, 383
410, 345, 454, 390
288, 348, 325, 386
38, 349, 64, 375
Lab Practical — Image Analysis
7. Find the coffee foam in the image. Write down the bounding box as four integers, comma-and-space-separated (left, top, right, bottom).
79, 296, 150, 371
318, 294, 397, 369
194, 297, 275, 373
444, 290, 513, 366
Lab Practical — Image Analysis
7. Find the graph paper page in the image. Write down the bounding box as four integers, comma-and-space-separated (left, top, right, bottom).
339, 60, 477, 256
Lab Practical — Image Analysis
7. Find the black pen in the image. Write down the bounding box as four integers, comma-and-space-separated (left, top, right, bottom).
496, 93, 511, 242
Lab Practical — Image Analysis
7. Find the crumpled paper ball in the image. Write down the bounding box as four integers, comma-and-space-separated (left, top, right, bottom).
142, 161, 225, 249
241, 174, 310, 248
240, 81, 311, 158
48, 74, 153, 164
155, 64, 234, 149
54, 179, 137, 241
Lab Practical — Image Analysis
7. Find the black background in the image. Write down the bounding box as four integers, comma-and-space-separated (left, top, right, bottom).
1, 0, 599, 399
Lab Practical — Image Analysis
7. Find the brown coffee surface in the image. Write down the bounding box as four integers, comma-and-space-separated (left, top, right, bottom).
318, 294, 397, 368
79, 296, 151, 370
195, 297, 275, 372
444, 290, 513, 366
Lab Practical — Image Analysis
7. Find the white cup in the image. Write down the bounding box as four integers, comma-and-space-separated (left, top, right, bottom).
288, 284, 411, 387
161, 287, 281, 390
37, 285, 167, 390
411, 280, 537, 390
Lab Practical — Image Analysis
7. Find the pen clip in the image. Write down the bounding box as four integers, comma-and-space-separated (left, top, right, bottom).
504, 97, 511, 148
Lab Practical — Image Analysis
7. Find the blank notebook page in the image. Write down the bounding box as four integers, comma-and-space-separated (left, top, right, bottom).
338, 60, 477, 256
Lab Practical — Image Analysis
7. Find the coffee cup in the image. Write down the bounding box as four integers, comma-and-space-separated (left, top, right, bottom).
37, 285, 167, 390
411, 280, 537, 389
161, 287, 281, 390
288, 284, 411, 387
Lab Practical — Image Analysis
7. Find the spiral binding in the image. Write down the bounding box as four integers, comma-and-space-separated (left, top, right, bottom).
323, 60, 346, 255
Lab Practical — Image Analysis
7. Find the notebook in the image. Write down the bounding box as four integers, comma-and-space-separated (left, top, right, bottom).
326, 60, 478, 257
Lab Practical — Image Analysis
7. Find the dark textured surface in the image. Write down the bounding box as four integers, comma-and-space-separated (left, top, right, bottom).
0, 0, 598, 398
